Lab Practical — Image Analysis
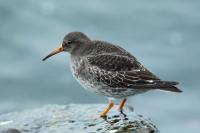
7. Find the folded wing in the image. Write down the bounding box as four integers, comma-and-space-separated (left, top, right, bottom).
87, 54, 181, 92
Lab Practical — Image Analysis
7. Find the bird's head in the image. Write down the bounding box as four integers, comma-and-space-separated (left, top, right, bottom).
42, 32, 91, 61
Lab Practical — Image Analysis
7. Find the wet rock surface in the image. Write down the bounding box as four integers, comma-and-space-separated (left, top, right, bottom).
0, 104, 159, 133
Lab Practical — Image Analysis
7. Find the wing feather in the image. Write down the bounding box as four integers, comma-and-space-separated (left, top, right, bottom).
87, 54, 162, 89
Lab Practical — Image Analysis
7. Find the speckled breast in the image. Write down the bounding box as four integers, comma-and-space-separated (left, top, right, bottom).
70, 56, 101, 94
70, 56, 147, 98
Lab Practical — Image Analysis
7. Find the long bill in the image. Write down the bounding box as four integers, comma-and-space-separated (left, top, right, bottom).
42, 46, 64, 61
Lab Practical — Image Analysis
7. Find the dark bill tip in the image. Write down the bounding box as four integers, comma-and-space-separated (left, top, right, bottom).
42, 47, 64, 61
42, 55, 51, 61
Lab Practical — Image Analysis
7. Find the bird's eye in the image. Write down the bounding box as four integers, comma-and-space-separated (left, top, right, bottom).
68, 41, 72, 44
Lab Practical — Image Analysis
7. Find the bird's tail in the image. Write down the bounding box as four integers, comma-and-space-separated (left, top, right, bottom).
156, 81, 182, 92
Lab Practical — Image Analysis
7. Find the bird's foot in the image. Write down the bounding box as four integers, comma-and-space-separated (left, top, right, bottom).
119, 110, 127, 117
100, 101, 114, 118
100, 113, 107, 118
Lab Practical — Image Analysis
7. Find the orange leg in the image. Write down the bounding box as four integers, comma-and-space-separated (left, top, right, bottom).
100, 100, 114, 117
118, 98, 127, 112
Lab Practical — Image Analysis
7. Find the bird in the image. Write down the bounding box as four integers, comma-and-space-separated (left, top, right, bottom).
42, 31, 182, 117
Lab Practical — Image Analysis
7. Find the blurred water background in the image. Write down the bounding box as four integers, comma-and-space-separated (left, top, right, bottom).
0, 0, 200, 132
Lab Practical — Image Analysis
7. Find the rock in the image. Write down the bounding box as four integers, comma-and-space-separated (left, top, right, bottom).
0, 104, 159, 133
0, 129, 21, 133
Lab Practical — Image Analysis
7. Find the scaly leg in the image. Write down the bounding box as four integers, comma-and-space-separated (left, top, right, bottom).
100, 100, 114, 117
118, 98, 127, 112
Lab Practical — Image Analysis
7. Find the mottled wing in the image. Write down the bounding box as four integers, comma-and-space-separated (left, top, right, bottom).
87, 54, 164, 89
88, 54, 141, 71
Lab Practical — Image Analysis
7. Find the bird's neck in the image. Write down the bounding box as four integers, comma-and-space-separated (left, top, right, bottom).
71, 43, 93, 56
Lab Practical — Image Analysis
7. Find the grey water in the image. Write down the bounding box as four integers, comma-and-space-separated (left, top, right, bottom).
0, 0, 200, 133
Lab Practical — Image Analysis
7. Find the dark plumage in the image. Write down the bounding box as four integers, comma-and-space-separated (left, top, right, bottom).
43, 31, 182, 117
